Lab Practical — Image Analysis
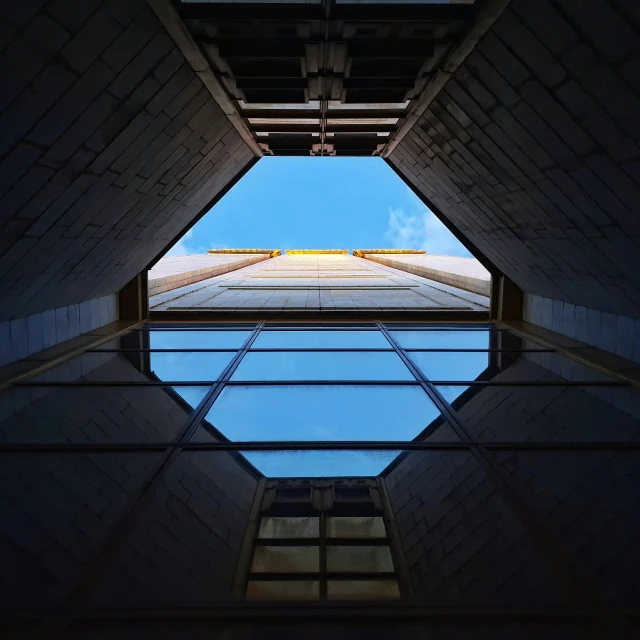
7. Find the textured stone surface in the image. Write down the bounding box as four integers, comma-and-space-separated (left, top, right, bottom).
388, 0, 640, 320
0, 295, 117, 367
0, 0, 253, 322
150, 253, 490, 312
149, 254, 269, 296
363, 253, 491, 296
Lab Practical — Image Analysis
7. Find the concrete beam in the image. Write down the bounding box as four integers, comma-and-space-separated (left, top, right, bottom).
146, 0, 262, 157
381, 0, 511, 158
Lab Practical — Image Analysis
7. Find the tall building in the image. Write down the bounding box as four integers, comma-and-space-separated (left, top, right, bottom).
149, 249, 490, 315
2, 1, 640, 638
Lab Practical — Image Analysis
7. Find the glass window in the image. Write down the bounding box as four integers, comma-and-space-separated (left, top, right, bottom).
258, 517, 320, 539
28, 352, 235, 383
326, 517, 386, 539
0, 385, 207, 444
326, 546, 394, 573
436, 385, 470, 404
407, 351, 489, 382
241, 450, 402, 478
251, 546, 319, 573
246, 580, 319, 601
231, 352, 415, 381
327, 580, 400, 600
150, 352, 235, 382
252, 330, 390, 349
391, 330, 490, 350
148, 330, 251, 350
196, 385, 443, 441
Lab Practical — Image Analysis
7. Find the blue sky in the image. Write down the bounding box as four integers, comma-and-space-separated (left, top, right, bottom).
166, 157, 472, 257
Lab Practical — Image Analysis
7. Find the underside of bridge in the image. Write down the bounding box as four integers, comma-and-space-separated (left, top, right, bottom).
2, 1, 640, 638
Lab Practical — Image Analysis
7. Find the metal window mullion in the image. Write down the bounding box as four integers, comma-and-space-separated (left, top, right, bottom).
375, 322, 605, 607
61, 322, 267, 612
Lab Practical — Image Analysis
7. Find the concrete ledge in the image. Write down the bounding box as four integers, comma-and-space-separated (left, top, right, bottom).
149, 255, 270, 296
363, 255, 491, 297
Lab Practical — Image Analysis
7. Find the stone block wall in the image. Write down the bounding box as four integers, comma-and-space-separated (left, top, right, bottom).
0, 0, 254, 322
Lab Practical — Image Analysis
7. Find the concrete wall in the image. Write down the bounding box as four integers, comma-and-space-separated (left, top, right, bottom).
388, 0, 640, 323
0, 0, 254, 322
151, 253, 490, 312
363, 253, 491, 297
524, 293, 640, 364
0, 294, 117, 367
149, 253, 270, 296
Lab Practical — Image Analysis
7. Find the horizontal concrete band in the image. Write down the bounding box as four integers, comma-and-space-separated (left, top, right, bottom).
364, 255, 491, 297
149, 255, 269, 296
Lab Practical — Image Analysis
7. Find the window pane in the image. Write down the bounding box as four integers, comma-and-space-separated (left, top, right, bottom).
450, 385, 640, 442
251, 546, 319, 573
196, 385, 444, 441
436, 385, 470, 404
150, 352, 235, 381
29, 352, 235, 383
247, 580, 319, 600
148, 330, 250, 350
391, 330, 490, 350
258, 517, 319, 539
327, 580, 400, 600
252, 330, 390, 349
231, 352, 414, 381
326, 517, 386, 539
326, 546, 394, 573
408, 351, 489, 381
241, 450, 402, 478
0, 386, 207, 444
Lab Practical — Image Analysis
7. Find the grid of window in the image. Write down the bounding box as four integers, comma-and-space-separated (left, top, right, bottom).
2, 321, 640, 611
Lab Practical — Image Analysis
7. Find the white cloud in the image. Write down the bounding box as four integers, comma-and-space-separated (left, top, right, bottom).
165, 229, 194, 256
384, 206, 472, 257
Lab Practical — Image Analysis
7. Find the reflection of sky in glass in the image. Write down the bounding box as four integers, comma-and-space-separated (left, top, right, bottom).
171, 386, 210, 410
201, 385, 440, 441
408, 351, 488, 381
390, 330, 490, 350
148, 331, 251, 349
435, 385, 470, 404
231, 352, 415, 381
242, 450, 401, 477
150, 352, 235, 381
252, 331, 390, 349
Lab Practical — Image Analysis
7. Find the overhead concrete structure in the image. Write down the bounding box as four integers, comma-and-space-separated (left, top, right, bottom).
149, 250, 490, 315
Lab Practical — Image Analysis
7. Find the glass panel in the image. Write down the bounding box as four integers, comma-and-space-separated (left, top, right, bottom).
326, 517, 386, 539
196, 385, 445, 441
391, 330, 490, 350
451, 385, 640, 442
251, 546, 319, 573
150, 352, 235, 381
148, 330, 250, 350
0, 452, 160, 607
423, 351, 614, 384
327, 580, 400, 600
246, 580, 319, 601
231, 352, 414, 381
241, 450, 402, 478
436, 385, 470, 404
28, 352, 235, 383
0, 385, 207, 443
258, 517, 319, 539
252, 330, 390, 349
408, 351, 489, 381
326, 546, 394, 573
